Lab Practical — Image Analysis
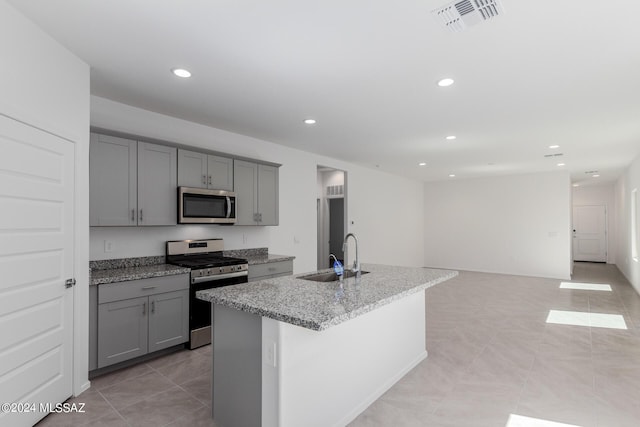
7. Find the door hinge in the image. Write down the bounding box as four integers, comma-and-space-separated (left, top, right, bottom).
65, 278, 76, 288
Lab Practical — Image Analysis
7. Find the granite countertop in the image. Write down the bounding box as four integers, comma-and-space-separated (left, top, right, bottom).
243, 253, 295, 265
91, 264, 190, 285
224, 248, 295, 265
90, 256, 190, 286
90, 250, 294, 286
197, 264, 457, 331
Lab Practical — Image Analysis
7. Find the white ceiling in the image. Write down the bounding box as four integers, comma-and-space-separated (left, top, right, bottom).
10, 0, 640, 185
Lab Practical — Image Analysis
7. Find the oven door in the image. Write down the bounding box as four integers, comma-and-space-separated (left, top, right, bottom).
189, 271, 248, 349
178, 187, 236, 224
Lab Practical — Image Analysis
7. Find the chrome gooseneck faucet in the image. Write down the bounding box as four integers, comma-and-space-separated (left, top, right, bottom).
342, 233, 360, 278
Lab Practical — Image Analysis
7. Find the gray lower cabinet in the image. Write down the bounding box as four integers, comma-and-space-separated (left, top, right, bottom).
89, 133, 177, 226
96, 274, 189, 369
234, 160, 279, 225
248, 260, 293, 282
98, 296, 148, 368
177, 149, 233, 191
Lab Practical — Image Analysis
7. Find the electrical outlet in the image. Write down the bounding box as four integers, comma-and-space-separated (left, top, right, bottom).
264, 341, 277, 367
104, 240, 114, 253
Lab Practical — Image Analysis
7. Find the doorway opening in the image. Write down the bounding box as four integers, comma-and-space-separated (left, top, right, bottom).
317, 166, 347, 270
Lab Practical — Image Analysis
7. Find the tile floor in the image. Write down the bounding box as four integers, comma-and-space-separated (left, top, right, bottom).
36, 345, 217, 427
38, 262, 640, 427
350, 262, 640, 427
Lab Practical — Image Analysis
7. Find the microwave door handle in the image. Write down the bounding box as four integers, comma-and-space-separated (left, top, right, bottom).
226, 196, 231, 218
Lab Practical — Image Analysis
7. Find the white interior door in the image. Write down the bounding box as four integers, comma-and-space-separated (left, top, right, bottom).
572, 205, 607, 262
0, 114, 74, 426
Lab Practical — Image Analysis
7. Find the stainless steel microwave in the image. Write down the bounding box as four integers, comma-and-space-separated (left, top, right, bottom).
178, 187, 236, 224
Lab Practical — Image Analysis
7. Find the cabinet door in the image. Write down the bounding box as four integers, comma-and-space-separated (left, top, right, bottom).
208, 155, 234, 191
89, 133, 137, 226
234, 160, 258, 225
148, 290, 189, 353
257, 164, 279, 225
248, 260, 293, 282
137, 142, 177, 225
97, 296, 148, 368
177, 149, 208, 188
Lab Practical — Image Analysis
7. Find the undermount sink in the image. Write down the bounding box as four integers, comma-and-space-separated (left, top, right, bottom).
300, 270, 370, 282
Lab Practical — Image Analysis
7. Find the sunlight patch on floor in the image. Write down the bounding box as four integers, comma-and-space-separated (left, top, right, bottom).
559, 282, 612, 291
546, 310, 627, 330
506, 413, 582, 427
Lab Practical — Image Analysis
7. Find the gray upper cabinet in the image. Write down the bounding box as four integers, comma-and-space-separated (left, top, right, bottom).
90, 132, 177, 226
178, 149, 233, 191
257, 164, 279, 225
234, 160, 279, 225
137, 142, 177, 225
90, 133, 137, 226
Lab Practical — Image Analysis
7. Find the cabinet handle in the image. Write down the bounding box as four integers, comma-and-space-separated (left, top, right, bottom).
139, 209, 143, 222
208, 175, 212, 185
258, 213, 263, 222
202, 174, 207, 185
131, 209, 135, 222
142, 286, 156, 290
142, 302, 146, 316
151, 300, 155, 314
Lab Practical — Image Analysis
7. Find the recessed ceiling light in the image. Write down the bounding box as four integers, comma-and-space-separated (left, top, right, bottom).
437, 78, 455, 87
419, 162, 427, 166
449, 174, 456, 177
445, 135, 456, 140
593, 174, 600, 178
303, 118, 317, 125
549, 145, 560, 149
573, 183, 580, 187
171, 68, 191, 78
557, 163, 565, 167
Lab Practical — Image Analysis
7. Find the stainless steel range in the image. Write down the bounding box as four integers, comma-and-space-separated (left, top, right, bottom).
166, 239, 248, 349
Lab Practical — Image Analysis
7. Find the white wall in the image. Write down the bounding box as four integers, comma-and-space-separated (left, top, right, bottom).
424, 171, 572, 279
615, 153, 640, 293
90, 96, 425, 272
1, 0, 90, 395
572, 183, 617, 263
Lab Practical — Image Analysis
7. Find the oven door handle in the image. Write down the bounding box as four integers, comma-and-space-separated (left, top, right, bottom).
191, 270, 248, 284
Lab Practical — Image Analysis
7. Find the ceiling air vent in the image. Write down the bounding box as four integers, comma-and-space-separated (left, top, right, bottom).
544, 153, 564, 158
432, 0, 505, 33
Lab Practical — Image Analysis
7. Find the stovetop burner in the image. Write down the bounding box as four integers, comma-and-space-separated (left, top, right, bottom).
168, 254, 248, 269
165, 239, 249, 280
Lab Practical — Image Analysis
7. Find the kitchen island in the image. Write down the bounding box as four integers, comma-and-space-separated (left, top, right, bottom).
197, 264, 457, 427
